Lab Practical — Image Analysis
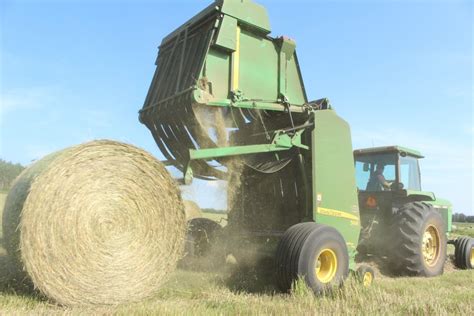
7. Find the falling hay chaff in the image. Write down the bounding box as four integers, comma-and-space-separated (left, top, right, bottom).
2, 140, 186, 306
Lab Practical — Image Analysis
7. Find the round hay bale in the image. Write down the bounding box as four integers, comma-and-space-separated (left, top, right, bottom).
183, 200, 202, 220
2, 140, 186, 306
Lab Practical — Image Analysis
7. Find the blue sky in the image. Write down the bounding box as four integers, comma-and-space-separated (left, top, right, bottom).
1, 0, 472, 214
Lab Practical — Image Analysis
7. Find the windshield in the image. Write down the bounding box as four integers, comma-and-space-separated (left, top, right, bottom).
354, 153, 397, 192
354, 153, 422, 192
399, 156, 421, 191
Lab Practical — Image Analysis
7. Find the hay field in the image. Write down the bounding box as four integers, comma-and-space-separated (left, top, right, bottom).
0, 193, 473, 314
201, 211, 227, 226
452, 222, 474, 238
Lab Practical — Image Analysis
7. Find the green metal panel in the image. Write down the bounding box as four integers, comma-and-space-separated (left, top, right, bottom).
220, 0, 271, 34
312, 110, 361, 269
278, 37, 295, 98
427, 198, 453, 232
405, 190, 435, 201
192, 3, 307, 108
285, 54, 306, 105
215, 15, 238, 51
160, 0, 271, 46
207, 2, 307, 103
204, 48, 231, 99
237, 28, 279, 100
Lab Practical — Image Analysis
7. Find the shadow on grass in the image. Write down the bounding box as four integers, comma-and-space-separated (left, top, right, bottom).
0, 253, 39, 300
178, 249, 278, 295
355, 253, 400, 278
222, 256, 278, 294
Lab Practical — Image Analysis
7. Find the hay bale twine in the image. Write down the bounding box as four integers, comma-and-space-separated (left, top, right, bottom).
183, 200, 202, 220
2, 140, 186, 306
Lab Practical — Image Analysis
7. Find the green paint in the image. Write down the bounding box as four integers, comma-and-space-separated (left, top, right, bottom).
203, 99, 306, 113
190, 143, 288, 160
278, 37, 297, 100
354, 146, 424, 158
428, 198, 453, 232
192, 0, 306, 107
220, 0, 271, 34
204, 48, 231, 100
215, 16, 238, 51
189, 129, 308, 161
405, 190, 435, 201
312, 110, 361, 270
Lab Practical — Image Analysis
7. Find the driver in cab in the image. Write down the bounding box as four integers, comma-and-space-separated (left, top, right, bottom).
368, 164, 392, 191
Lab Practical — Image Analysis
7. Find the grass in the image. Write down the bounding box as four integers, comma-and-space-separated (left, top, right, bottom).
201, 212, 227, 226
452, 222, 474, 238
0, 192, 473, 315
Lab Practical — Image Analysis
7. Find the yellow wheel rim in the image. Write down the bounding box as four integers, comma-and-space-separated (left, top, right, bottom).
470, 248, 474, 267
363, 271, 373, 287
422, 225, 440, 267
315, 249, 338, 284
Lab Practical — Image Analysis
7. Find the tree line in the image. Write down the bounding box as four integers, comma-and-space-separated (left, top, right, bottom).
202, 208, 226, 214
0, 159, 25, 191
452, 213, 474, 223
1, 159, 472, 223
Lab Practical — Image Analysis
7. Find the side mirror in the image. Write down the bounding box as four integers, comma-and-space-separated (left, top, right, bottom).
363, 163, 369, 172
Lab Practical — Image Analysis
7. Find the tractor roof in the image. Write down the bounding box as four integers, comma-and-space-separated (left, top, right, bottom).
353, 146, 424, 158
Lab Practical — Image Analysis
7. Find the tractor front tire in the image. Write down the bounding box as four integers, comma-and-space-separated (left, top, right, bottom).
453, 237, 474, 269
276, 222, 349, 295
389, 202, 446, 277
356, 265, 375, 287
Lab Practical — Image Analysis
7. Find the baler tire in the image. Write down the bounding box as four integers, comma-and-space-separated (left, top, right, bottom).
453, 237, 474, 269
276, 222, 315, 290
388, 202, 447, 277
186, 218, 222, 257
275, 222, 349, 294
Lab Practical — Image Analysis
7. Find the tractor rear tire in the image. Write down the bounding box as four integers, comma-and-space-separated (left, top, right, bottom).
388, 202, 446, 277
276, 222, 349, 295
186, 218, 222, 257
453, 237, 474, 269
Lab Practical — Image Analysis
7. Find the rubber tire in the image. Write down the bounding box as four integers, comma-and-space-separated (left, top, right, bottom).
454, 237, 474, 269
388, 202, 446, 277
275, 222, 349, 295
186, 218, 221, 257
356, 265, 375, 287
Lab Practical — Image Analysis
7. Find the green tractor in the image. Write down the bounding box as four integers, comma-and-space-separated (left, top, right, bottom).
139, 0, 473, 294
354, 146, 472, 276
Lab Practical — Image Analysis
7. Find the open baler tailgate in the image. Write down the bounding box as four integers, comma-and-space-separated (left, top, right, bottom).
139, 0, 309, 180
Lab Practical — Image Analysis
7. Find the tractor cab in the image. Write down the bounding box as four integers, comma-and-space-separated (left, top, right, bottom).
353, 146, 431, 229
353, 146, 423, 194
353, 146, 460, 270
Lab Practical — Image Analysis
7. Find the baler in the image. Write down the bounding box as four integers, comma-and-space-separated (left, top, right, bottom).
139, 0, 473, 293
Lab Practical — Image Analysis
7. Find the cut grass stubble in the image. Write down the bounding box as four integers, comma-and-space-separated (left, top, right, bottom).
0, 194, 473, 314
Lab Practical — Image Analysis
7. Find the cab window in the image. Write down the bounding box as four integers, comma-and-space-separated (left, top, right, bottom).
399, 156, 421, 191
355, 161, 370, 190
354, 153, 397, 191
